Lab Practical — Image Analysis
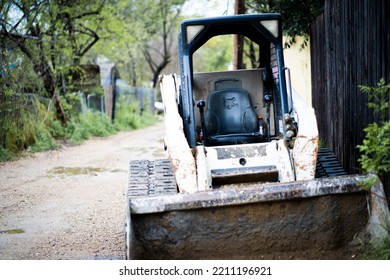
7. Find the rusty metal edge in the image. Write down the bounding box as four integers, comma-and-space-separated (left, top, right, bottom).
129, 174, 374, 214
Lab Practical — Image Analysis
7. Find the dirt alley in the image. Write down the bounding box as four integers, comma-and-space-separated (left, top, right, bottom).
0, 120, 167, 260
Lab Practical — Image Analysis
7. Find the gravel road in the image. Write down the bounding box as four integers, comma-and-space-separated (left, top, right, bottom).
0, 120, 167, 260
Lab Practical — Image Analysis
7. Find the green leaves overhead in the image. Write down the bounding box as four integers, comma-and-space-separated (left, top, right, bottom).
245, 0, 324, 48
90, 0, 185, 87
1, 0, 109, 124
359, 78, 390, 124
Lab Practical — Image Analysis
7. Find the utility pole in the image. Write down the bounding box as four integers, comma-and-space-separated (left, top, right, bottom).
233, 0, 245, 69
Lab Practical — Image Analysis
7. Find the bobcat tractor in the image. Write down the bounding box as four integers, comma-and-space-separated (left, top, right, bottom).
125, 14, 389, 259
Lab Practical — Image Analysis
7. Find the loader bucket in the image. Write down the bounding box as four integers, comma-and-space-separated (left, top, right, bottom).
125, 173, 389, 260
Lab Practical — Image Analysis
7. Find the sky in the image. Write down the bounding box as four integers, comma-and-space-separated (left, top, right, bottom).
181, 0, 235, 18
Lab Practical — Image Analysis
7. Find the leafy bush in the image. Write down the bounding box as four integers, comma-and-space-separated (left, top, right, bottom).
357, 78, 390, 188
49, 119, 68, 139
113, 96, 157, 131
357, 78, 390, 259
66, 118, 92, 145
66, 112, 116, 145
357, 121, 390, 188
29, 124, 58, 153
0, 88, 158, 161
0, 96, 36, 154
0, 147, 15, 161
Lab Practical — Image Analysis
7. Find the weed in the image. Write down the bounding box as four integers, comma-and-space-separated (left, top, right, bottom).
29, 124, 58, 153
0, 147, 15, 161
357, 78, 390, 260
0, 91, 158, 161
364, 224, 390, 260
357, 78, 390, 187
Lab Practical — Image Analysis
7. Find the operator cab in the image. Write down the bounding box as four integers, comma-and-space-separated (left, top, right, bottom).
193, 70, 271, 146
178, 14, 292, 148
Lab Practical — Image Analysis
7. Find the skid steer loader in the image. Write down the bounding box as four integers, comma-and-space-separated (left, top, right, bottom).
125, 14, 389, 259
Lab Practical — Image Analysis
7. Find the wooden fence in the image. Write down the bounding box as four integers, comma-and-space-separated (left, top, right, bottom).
310, 0, 390, 195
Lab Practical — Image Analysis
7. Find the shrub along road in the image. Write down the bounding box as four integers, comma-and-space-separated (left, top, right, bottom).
0, 121, 166, 259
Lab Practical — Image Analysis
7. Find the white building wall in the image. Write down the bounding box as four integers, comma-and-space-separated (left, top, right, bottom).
283, 37, 312, 105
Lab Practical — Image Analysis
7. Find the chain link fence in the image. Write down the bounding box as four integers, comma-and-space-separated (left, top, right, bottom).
115, 79, 156, 115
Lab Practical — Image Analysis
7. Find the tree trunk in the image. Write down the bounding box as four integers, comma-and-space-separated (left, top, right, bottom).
11, 37, 68, 125
30, 26, 68, 125
34, 54, 68, 125
143, 47, 170, 88
233, 0, 246, 69
40, 69, 67, 125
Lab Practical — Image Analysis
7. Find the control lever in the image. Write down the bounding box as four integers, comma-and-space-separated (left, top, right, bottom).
197, 100, 206, 144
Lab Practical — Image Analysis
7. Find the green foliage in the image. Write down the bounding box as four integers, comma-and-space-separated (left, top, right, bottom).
193, 35, 233, 72
357, 78, 390, 185
0, 95, 158, 161
0, 147, 15, 161
1, 49, 43, 157
87, 0, 185, 87
62, 99, 157, 145
66, 121, 91, 145
246, 0, 324, 48
362, 223, 390, 260
113, 95, 158, 131
65, 113, 110, 145
318, 138, 327, 149
29, 124, 58, 153
370, 227, 390, 260
357, 79, 390, 260
1, 0, 171, 161
48, 119, 68, 139
0, 98, 36, 154
84, 112, 116, 136
1, 1, 110, 124
60, 93, 84, 119
84, 86, 105, 97
0, 88, 59, 156
359, 78, 390, 124
357, 122, 390, 178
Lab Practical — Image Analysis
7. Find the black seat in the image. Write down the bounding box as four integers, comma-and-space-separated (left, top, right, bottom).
204, 88, 261, 146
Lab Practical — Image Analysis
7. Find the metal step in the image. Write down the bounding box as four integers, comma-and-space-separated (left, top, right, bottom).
211, 165, 278, 186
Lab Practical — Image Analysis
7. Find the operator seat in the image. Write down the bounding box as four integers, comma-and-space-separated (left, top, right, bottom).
203, 79, 261, 146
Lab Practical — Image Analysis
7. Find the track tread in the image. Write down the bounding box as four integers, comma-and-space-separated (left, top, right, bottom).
127, 159, 178, 197
315, 148, 347, 178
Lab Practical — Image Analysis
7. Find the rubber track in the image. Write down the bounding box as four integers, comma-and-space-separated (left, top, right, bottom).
127, 159, 178, 197
127, 148, 345, 197
315, 148, 347, 178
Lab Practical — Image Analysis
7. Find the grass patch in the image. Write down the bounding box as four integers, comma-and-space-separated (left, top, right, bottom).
368, 226, 390, 260
0, 229, 25, 234
29, 124, 58, 153
48, 166, 106, 176
113, 99, 158, 131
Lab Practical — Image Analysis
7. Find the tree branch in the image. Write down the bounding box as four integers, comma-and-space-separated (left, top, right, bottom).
143, 48, 157, 72
76, 27, 100, 58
